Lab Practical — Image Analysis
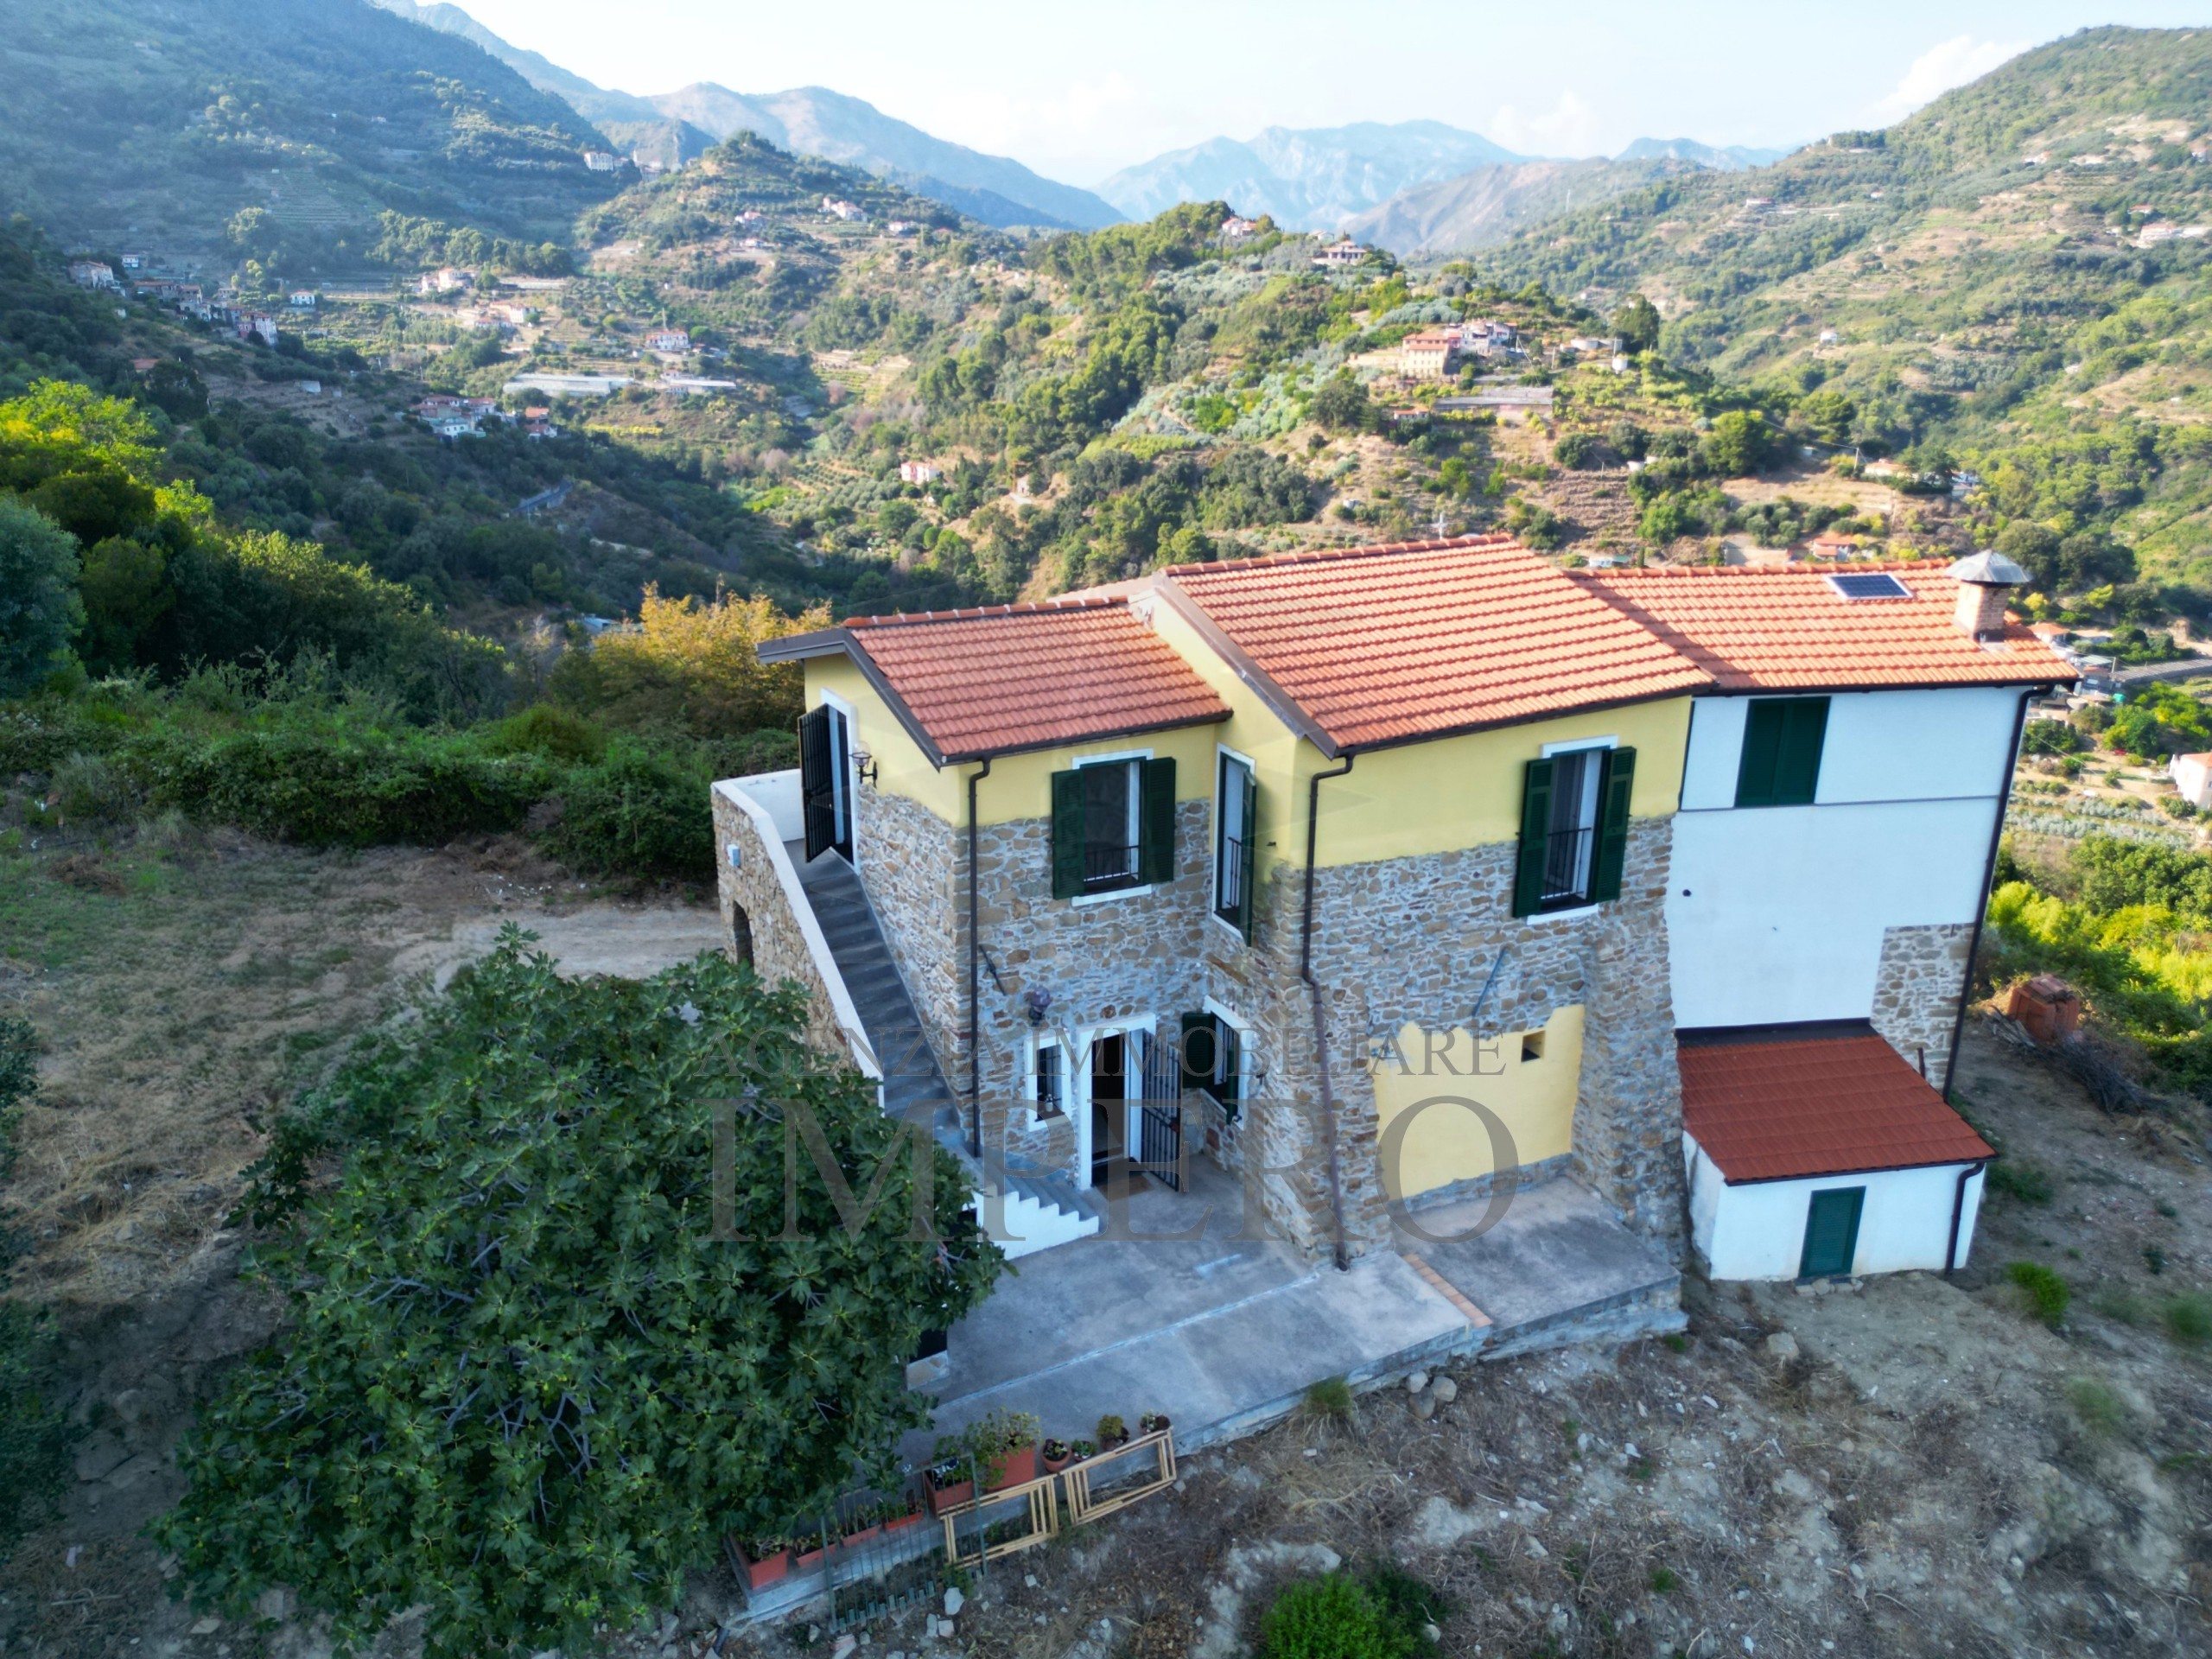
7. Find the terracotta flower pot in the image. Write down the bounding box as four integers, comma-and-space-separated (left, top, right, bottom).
841, 1522, 881, 1548
1140, 1413, 1172, 1436
926, 1470, 976, 1516
742, 1548, 790, 1592
793, 1542, 826, 1572
883, 1509, 927, 1536
1042, 1448, 1074, 1475
986, 1442, 1039, 1491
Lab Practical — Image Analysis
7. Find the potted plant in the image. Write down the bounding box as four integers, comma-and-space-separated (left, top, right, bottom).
979, 1409, 1042, 1491
882, 1495, 928, 1537
1096, 1414, 1128, 1450
1067, 1438, 1096, 1464
1042, 1438, 1074, 1475
925, 1453, 975, 1516
739, 1535, 791, 1592
1140, 1411, 1173, 1436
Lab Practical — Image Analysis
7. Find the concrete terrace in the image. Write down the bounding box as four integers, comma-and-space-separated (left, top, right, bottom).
910, 1163, 1682, 1465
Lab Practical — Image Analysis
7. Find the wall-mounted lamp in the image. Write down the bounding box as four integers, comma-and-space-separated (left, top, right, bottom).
1024, 987, 1053, 1027
853, 750, 880, 787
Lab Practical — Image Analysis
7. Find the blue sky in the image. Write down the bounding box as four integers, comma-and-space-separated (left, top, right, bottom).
455, 2, 2212, 185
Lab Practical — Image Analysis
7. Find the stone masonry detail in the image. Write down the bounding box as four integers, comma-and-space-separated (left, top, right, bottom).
710, 790, 849, 1060
1872, 921, 1974, 1090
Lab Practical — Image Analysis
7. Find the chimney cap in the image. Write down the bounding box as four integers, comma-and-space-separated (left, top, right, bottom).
1948, 549, 2029, 587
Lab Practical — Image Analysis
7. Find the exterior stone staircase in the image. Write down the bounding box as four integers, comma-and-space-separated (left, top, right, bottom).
791, 849, 1101, 1258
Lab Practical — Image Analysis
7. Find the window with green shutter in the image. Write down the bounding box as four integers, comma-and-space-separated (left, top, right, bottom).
1513, 747, 1637, 916
1213, 753, 1256, 937
1735, 697, 1829, 808
1049, 756, 1177, 899
1180, 1009, 1243, 1122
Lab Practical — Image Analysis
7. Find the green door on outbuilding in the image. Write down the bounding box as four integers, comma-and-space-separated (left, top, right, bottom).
1798, 1187, 1865, 1280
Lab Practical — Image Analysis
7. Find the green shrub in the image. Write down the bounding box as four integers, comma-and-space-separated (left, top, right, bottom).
124, 725, 550, 846
2066, 1375, 2125, 1435
2164, 1292, 2212, 1346
484, 703, 607, 765
0, 1303, 71, 1548
1986, 1160, 2055, 1205
48, 750, 138, 824
2008, 1261, 2071, 1327
543, 741, 711, 878
1260, 1573, 1412, 1659
1300, 1375, 1355, 1424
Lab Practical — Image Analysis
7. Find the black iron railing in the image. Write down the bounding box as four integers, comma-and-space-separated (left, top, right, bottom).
1214, 832, 1245, 921
1083, 841, 1141, 891
1540, 824, 1595, 908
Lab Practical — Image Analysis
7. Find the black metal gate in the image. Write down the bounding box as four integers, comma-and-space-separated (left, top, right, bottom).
1132, 1037, 1185, 1192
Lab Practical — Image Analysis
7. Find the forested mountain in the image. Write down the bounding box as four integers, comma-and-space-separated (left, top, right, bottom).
1468, 26, 2212, 457
0, 0, 620, 264
1340, 158, 1697, 259
372, 0, 1122, 229
1096, 122, 1527, 229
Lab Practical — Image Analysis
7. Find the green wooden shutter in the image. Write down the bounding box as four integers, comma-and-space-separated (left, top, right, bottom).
1735, 701, 1786, 807
1050, 768, 1085, 899
1180, 1011, 1212, 1090
1236, 771, 1258, 936
1511, 757, 1555, 918
1591, 747, 1637, 903
1138, 756, 1177, 885
1738, 698, 1828, 807
1774, 697, 1828, 805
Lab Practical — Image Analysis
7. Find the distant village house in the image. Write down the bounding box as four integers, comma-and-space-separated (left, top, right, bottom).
899, 460, 942, 486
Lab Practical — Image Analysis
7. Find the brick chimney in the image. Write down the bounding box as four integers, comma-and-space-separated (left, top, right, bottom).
1946, 550, 2030, 640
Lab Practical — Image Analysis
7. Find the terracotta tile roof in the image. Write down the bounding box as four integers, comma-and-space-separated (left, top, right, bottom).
1679, 1031, 1994, 1182
832, 600, 1229, 762
1157, 536, 1712, 753
1570, 563, 2076, 691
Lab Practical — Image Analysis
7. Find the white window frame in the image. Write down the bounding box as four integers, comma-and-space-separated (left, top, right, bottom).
1533, 734, 1616, 915
1209, 743, 1258, 943
1069, 1011, 1159, 1189
1024, 1030, 1068, 1130
1198, 995, 1257, 1115
1070, 747, 1155, 906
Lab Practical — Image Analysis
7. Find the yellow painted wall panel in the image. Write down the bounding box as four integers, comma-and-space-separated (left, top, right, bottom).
1370, 1005, 1586, 1198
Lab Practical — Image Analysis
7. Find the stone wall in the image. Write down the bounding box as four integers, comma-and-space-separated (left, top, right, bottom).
710, 786, 852, 1063
1872, 921, 1974, 1089
838, 766, 1687, 1258
853, 783, 963, 1076
1205, 816, 1687, 1252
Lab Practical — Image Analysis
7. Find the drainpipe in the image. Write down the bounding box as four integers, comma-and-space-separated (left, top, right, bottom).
1943, 1160, 1986, 1276
966, 757, 992, 1160
1300, 754, 1356, 1272
1942, 687, 2035, 1101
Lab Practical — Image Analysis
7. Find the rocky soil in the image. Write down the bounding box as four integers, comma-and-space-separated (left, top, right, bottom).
3, 821, 2209, 1659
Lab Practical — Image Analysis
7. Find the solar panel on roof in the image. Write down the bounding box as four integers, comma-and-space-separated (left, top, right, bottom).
1827, 572, 1912, 601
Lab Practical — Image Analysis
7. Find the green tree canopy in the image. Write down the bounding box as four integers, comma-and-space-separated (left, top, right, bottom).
156, 939, 1003, 1657
1612, 292, 1661, 355
0, 497, 83, 693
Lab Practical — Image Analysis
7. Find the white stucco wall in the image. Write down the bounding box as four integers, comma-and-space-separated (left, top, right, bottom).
1668, 688, 2024, 1030
1684, 1134, 1986, 1280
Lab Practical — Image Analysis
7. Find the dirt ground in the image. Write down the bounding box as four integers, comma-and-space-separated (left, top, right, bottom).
4, 816, 2211, 1658
0, 821, 726, 1659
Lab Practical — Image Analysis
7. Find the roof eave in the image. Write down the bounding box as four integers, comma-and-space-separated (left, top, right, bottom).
755, 627, 953, 769
938, 708, 1233, 766
1327, 679, 1710, 757
1712, 1152, 1993, 1186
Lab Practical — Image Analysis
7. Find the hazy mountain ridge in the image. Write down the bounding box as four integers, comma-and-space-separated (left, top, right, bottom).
1095, 120, 1527, 229
372, 0, 1121, 229
1341, 157, 1700, 259
1615, 137, 1793, 170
